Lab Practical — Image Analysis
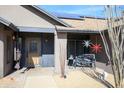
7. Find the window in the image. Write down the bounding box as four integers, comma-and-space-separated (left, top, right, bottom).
29, 40, 38, 53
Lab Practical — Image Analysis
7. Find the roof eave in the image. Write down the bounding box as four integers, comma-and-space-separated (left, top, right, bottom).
56, 27, 104, 33
0, 17, 18, 31
31, 5, 72, 27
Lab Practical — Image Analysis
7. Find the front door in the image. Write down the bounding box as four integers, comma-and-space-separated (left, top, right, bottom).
26, 38, 41, 67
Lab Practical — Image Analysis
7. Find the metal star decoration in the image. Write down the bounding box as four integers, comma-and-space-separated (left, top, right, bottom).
90, 43, 102, 53
82, 40, 92, 48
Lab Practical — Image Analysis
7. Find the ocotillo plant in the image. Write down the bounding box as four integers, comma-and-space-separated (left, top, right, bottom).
97, 5, 124, 88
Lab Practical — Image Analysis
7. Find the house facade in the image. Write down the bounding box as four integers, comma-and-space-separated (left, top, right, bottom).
0, 5, 109, 78
0, 19, 16, 78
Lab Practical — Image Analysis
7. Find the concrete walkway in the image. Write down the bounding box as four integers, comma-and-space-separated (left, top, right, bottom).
0, 63, 120, 88
24, 76, 57, 88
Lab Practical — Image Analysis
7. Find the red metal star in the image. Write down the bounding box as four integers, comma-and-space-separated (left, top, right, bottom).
90, 43, 102, 53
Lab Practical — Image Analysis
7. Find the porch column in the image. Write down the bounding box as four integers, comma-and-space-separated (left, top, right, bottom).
54, 31, 67, 77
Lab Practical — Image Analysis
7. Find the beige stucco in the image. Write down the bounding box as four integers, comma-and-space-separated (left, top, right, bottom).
0, 25, 14, 78
0, 26, 4, 78
54, 31, 67, 75
4, 29, 14, 77
0, 6, 54, 28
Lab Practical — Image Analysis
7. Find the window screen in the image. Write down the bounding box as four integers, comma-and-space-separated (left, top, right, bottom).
29, 40, 38, 53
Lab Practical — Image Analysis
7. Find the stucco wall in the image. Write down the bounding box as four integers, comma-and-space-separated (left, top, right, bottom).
0, 6, 54, 28
0, 25, 14, 78
4, 28, 14, 76
54, 32, 67, 74
0, 25, 4, 78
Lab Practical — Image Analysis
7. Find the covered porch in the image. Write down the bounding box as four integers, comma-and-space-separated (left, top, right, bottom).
18, 32, 55, 68
67, 33, 108, 63
10, 25, 109, 79
54, 26, 109, 77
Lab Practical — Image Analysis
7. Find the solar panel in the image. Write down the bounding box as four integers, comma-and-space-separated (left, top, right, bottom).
51, 12, 82, 19
51, 12, 105, 19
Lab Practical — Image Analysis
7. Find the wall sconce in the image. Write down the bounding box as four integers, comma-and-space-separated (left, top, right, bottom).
45, 39, 48, 42
12, 35, 16, 40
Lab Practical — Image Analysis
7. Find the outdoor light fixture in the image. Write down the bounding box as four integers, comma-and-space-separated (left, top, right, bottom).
45, 39, 48, 42
12, 35, 16, 40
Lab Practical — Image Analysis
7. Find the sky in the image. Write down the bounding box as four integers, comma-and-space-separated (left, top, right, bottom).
38, 5, 124, 18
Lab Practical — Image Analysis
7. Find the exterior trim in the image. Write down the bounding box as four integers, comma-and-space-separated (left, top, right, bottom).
59, 17, 84, 20
0, 17, 18, 31
18, 26, 55, 33
57, 29, 102, 33
0, 17, 11, 26
55, 25, 104, 33
80, 16, 105, 20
